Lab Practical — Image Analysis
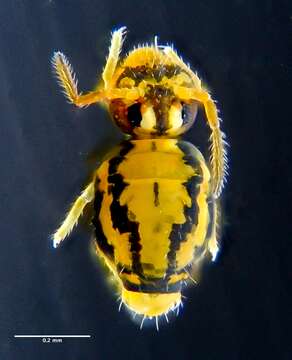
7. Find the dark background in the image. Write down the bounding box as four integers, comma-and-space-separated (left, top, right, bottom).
0, 0, 291, 359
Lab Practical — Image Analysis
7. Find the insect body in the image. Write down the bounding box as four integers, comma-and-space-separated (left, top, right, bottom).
51, 27, 228, 321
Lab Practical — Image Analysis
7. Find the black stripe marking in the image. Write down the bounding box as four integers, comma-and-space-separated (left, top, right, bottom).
108, 142, 144, 277
178, 141, 214, 261
153, 182, 159, 207
116, 263, 132, 274
166, 141, 204, 276
93, 186, 115, 261
166, 176, 202, 275
151, 141, 157, 151
123, 279, 182, 294
108, 173, 125, 199
108, 141, 134, 175
118, 264, 188, 277
176, 141, 202, 169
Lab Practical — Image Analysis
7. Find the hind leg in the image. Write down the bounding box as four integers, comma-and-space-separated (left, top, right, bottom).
207, 200, 220, 261
52, 182, 95, 248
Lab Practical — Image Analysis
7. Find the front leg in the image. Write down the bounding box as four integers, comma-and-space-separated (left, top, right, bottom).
52, 182, 95, 248
51, 52, 104, 107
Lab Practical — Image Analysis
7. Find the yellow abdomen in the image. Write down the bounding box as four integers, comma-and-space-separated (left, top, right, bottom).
93, 139, 214, 297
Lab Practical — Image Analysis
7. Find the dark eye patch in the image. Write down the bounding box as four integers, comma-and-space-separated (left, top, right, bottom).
181, 103, 188, 121
127, 103, 142, 127
181, 101, 198, 125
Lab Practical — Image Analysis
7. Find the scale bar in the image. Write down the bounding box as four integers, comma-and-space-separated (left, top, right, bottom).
14, 335, 91, 338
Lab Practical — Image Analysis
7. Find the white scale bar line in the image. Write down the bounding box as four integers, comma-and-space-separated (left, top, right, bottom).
14, 335, 91, 338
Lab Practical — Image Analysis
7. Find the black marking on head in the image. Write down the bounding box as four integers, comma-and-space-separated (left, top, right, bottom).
153, 182, 159, 207
107, 142, 144, 276
147, 85, 174, 135
92, 187, 115, 261
117, 65, 183, 87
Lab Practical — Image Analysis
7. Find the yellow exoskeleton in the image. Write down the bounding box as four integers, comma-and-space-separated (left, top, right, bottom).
51, 27, 228, 328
